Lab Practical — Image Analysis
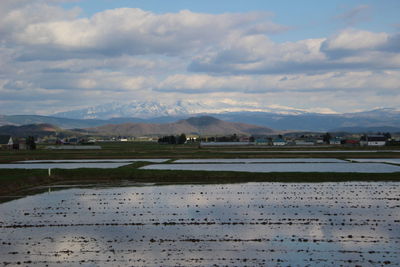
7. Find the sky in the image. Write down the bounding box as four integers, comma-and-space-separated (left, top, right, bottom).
0, 0, 399, 115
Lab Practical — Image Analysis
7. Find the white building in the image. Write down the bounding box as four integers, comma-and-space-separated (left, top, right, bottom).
272, 139, 286, 146
329, 138, 341, 145
360, 135, 387, 146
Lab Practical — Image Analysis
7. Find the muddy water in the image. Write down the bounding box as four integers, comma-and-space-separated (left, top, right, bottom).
0, 182, 399, 266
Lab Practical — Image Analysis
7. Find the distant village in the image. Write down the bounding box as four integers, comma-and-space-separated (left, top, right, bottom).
197, 132, 398, 147
1, 131, 399, 150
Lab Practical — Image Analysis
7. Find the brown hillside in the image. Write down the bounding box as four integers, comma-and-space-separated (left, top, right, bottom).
0, 123, 62, 137
89, 116, 275, 136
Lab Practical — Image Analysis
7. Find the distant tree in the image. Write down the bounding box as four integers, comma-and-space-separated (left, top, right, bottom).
178, 133, 187, 144
159, 135, 188, 144
267, 137, 273, 145
322, 132, 331, 144
232, 133, 238, 142
26, 136, 36, 150
249, 136, 255, 142
383, 132, 391, 140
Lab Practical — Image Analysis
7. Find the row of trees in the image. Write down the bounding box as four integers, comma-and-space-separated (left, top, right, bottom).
26, 136, 36, 150
158, 134, 187, 144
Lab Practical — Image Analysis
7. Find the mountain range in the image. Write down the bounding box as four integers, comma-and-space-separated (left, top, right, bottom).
53, 100, 307, 119
88, 116, 275, 136
0, 117, 275, 138
1, 101, 400, 132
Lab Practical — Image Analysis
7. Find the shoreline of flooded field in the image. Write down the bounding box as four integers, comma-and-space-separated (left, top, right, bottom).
142, 162, 400, 173
0, 182, 399, 266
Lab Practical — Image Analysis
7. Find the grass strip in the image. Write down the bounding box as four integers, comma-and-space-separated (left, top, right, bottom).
1, 162, 399, 197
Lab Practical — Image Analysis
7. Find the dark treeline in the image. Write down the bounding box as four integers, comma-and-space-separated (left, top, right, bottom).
158, 134, 187, 144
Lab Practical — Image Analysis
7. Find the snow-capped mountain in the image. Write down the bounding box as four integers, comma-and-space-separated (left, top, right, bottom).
46, 101, 400, 132
53, 100, 308, 119
1, 105, 399, 132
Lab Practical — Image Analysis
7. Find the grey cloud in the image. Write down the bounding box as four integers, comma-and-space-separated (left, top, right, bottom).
334, 5, 371, 26
3, 80, 33, 90
245, 22, 291, 35
381, 33, 400, 53
188, 55, 384, 75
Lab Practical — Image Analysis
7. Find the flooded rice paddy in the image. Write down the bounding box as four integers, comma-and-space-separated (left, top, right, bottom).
223, 150, 400, 153
0, 182, 399, 266
0, 159, 168, 169
142, 162, 400, 173
174, 158, 347, 163
0, 163, 132, 169
349, 159, 400, 165
17, 159, 168, 163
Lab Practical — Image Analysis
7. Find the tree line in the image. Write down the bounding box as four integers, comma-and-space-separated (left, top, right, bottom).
158, 134, 187, 144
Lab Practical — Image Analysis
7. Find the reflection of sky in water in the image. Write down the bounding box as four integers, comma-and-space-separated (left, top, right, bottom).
223, 150, 400, 153
17, 159, 169, 163
141, 162, 400, 173
349, 158, 400, 164
174, 158, 347, 163
0, 163, 131, 169
0, 182, 399, 266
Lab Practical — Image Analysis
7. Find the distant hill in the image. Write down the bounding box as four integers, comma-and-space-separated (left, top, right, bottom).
88, 116, 275, 136
50, 100, 400, 132
211, 109, 400, 132
330, 126, 400, 133
1, 107, 400, 132
0, 115, 144, 129
0, 124, 64, 138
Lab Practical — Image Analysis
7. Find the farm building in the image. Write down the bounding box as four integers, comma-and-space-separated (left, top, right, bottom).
272, 138, 286, 146
0, 135, 13, 149
329, 137, 342, 145
360, 135, 387, 146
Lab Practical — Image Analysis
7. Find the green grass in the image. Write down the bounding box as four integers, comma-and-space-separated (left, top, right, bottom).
1, 162, 399, 196
1, 141, 399, 164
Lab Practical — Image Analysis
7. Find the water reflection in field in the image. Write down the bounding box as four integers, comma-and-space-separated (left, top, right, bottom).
17, 159, 169, 163
0, 162, 131, 169
349, 158, 400, 164
174, 158, 347, 163
0, 182, 399, 266
142, 162, 400, 173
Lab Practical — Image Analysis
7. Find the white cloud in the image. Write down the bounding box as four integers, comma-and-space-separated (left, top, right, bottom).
190, 29, 400, 75
9, 8, 285, 59
0, 1, 81, 42
322, 28, 388, 51
0, 1, 399, 115
157, 71, 400, 94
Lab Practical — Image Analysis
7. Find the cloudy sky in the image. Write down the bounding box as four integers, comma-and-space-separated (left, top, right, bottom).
1, 0, 399, 115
